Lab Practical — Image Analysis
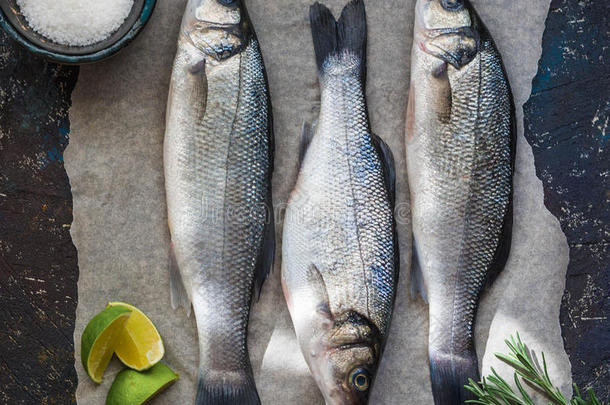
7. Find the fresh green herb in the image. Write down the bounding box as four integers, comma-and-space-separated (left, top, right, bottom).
465, 333, 602, 405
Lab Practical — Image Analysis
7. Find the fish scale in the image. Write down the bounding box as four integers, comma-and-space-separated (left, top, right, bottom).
407, 1, 515, 403
282, 2, 398, 403
283, 55, 395, 401
420, 37, 512, 351
308, 62, 394, 331
164, 1, 273, 401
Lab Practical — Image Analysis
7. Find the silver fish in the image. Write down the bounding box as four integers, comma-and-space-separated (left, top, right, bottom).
282, 1, 398, 404
164, 1, 274, 404
406, 0, 515, 403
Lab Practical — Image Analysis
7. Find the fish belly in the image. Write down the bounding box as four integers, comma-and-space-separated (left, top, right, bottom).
165, 40, 272, 377
285, 69, 395, 338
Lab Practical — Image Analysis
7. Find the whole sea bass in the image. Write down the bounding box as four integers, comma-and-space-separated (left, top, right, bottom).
282, 1, 398, 404
164, 1, 274, 404
406, 0, 515, 403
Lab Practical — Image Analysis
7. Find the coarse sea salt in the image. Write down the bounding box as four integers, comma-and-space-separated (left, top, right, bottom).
17, 0, 135, 47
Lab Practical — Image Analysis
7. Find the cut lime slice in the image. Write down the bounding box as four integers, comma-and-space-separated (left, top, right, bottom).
81, 306, 131, 383
106, 363, 179, 405
106, 302, 165, 371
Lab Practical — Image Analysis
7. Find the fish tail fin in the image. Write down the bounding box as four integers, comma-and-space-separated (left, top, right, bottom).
310, 2, 338, 72
337, 0, 367, 75
310, 0, 367, 78
429, 348, 479, 405
196, 369, 260, 405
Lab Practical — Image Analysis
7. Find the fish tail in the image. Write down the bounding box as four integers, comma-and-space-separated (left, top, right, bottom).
429, 347, 479, 405
196, 369, 260, 405
310, 0, 367, 78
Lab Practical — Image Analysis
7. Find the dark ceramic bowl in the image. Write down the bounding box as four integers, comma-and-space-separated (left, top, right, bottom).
0, 0, 156, 64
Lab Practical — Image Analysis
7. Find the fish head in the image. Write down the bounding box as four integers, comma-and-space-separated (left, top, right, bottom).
183, 0, 252, 61
286, 265, 381, 405
309, 310, 381, 405
414, 0, 480, 70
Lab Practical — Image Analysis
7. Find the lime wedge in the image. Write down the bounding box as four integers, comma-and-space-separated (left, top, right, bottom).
81, 306, 131, 383
106, 363, 179, 405
106, 302, 165, 371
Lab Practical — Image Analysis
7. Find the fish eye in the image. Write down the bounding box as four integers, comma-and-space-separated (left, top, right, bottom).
218, 0, 237, 5
441, 0, 464, 11
349, 368, 371, 392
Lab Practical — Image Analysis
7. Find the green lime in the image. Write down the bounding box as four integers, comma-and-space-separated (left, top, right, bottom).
106, 363, 179, 405
81, 306, 132, 383
106, 302, 165, 371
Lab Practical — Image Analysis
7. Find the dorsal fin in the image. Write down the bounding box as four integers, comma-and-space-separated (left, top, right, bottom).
168, 243, 192, 317
371, 133, 396, 207
253, 187, 275, 299
485, 197, 513, 289
410, 241, 428, 303
485, 111, 516, 290
299, 121, 315, 167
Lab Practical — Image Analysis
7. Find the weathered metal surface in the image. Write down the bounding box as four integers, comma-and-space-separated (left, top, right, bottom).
0, 31, 79, 404
523, 0, 609, 399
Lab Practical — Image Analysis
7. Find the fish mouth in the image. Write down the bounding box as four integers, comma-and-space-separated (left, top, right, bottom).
192, 20, 239, 30
420, 26, 479, 69
186, 20, 240, 38
424, 26, 473, 38
185, 20, 249, 61
325, 311, 381, 354
327, 341, 374, 354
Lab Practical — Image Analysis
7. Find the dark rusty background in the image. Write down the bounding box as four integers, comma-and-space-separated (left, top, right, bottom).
523, 0, 609, 400
0, 0, 608, 402
0, 31, 79, 404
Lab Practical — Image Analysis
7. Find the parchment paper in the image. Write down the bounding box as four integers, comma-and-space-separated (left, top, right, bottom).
66, 1, 571, 403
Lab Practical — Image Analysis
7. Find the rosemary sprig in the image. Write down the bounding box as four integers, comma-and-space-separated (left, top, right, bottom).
465, 333, 603, 405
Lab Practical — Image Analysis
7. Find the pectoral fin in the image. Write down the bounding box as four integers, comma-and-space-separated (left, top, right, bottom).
371, 133, 396, 207
410, 241, 428, 303
304, 264, 333, 323
169, 244, 191, 317
189, 58, 206, 74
